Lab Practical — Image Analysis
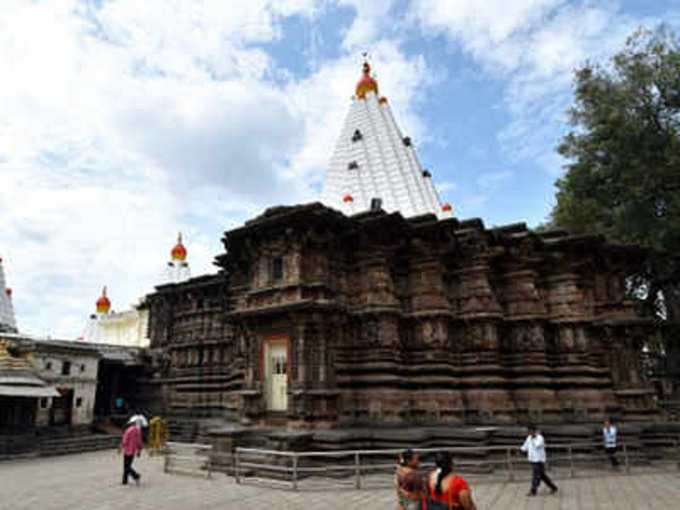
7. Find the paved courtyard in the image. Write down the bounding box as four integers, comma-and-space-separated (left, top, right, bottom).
1, 450, 680, 509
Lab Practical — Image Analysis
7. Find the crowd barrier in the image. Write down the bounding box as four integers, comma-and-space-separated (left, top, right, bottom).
163, 437, 680, 490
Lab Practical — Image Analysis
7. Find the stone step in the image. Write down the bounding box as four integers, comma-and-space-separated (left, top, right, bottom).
39, 434, 120, 457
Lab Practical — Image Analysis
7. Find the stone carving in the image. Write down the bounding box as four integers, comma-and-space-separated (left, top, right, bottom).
145, 203, 658, 427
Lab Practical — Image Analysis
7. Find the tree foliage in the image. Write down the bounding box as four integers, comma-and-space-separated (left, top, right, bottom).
553, 26, 680, 325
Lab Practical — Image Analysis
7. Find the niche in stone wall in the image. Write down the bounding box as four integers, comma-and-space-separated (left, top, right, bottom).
398, 319, 416, 350
507, 322, 545, 352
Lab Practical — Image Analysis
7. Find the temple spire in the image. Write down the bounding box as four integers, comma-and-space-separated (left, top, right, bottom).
165, 232, 191, 283
81, 285, 110, 343
0, 257, 17, 333
96, 286, 111, 315
322, 60, 453, 219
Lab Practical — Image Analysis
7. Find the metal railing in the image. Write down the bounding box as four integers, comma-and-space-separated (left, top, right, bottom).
163, 437, 680, 490
164, 441, 213, 478
228, 439, 680, 490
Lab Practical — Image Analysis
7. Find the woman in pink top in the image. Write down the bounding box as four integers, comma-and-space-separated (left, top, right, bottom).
120, 421, 143, 485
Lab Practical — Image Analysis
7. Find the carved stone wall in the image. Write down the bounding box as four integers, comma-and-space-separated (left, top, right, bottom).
146, 203, 658, 427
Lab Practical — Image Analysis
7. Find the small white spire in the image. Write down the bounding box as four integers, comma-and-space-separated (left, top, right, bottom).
0, 257, 18, 332
164, 232, 191, 283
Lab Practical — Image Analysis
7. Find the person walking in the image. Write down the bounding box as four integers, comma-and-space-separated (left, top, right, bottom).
120, 421, 143, 485
521, 425, 558, 497
395, 449, 424, 510
425, 451, 476, 510
603, 418, 619, 468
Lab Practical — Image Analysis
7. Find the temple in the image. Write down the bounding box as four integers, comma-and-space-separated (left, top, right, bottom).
81, 286, 149, 348
145, 63, 658, 431
0, 257, 17, 333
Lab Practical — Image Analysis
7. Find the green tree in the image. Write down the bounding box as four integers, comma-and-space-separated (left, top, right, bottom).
552, 27, 680, 370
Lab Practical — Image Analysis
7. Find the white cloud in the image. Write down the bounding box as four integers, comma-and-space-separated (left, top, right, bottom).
409, 0, 652, 171
410, 0, 567, 72
0, 0, 432, 337
338, 0, 397, 50
0, 0, 321, 337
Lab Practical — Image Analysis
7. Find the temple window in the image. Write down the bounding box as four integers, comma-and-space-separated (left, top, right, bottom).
352, 129, 363, 142
403, 136, 412, 146
45, 361, 52, 371
40, 398, 49, 408
272, 257, 284, 283
61, 361, 71, 376
75, 398, 83, 408
348, 161, 359, 170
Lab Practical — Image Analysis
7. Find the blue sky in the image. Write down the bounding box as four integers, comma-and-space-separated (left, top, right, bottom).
0, 0, 678, 337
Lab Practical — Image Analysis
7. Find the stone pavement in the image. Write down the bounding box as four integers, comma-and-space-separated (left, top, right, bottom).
1, 450, 679, 509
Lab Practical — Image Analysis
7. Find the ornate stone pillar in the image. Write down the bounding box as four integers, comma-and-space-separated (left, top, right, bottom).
602, 323, 657, 420
452, 258, 512, 423
410, 257, 449, 312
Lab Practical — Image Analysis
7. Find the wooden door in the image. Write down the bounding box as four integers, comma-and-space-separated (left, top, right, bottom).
50, 388, 73, 426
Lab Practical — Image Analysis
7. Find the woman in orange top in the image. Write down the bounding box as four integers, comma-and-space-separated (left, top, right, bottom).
426, 451, 476, 510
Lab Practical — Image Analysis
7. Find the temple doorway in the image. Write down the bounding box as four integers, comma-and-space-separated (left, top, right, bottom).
264, 339, 288, 412
50, 388, 73, 427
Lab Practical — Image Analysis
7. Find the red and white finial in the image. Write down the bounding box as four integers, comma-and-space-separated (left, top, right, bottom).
356, 58, 378, 99
171, 232, 188, 261
96, 286, 111, 314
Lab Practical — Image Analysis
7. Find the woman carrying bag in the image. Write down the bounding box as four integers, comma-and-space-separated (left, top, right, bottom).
426, 451, 476, 510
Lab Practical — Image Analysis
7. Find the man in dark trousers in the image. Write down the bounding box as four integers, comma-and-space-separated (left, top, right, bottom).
520, 425, 558, 497
120, 420, 143, 485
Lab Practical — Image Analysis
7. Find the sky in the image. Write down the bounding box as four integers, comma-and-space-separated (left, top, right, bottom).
1, 0, 678, 338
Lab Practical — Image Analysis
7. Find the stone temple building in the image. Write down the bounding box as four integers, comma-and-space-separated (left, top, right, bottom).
145, 63, 657, 431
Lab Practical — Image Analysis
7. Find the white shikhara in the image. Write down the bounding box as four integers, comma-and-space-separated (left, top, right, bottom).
0, 258, 17, 332
322, 70, 449, 219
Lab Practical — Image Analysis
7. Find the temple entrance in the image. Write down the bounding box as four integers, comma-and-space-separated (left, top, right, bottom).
265, 339, 288, 412
50, 388, 73, 427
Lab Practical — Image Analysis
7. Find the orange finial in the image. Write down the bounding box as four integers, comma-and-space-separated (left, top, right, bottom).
171, 232, 188, 261
356, 58, 378, 99
96, 286, 111, 314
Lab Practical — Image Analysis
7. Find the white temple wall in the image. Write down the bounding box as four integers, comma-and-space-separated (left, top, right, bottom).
33, 351, 99, 428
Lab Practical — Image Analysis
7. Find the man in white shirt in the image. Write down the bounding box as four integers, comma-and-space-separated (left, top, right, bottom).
520, 425, 558, 496
603, 418, 619, 468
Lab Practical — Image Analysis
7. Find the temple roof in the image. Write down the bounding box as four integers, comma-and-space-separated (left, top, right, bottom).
0, 340, 58, 398
322, 62, 451, 219
220, 201, 646, 272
